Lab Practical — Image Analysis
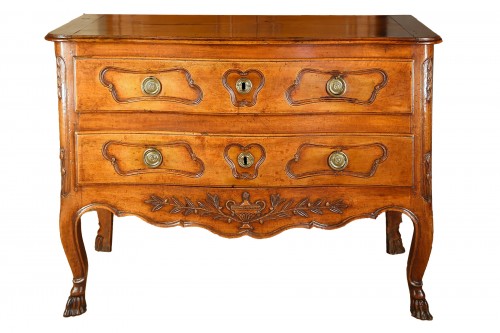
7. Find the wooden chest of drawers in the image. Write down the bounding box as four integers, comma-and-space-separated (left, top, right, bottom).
46, 15, 441, 320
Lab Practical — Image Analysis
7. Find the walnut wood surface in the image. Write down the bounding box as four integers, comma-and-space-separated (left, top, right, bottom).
98, 66, 203, 105
76, 133, 413, 187
78, 113, 412, 134
75, 58, 412, 113
48, 14, 439, 320
386, 211, 405, 255
45, 15, 441, 44
95, 209, 113, 252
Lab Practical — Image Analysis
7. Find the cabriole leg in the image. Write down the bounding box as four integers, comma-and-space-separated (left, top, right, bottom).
386, 211, 405, 255
407, 210, 433, 320
95, 209, 114, 252
60, 204, 88, 317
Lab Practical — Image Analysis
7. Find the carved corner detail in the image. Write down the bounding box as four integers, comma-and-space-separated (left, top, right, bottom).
99, 67, 203, 105
223, 143, 266, 180
423, 58, 433, 103
285, 68, 388, 106
222, 69, 265, 107
102, 141, 205, 178
57, 57, 70, 197
56, 56, 66, 101
146, 191, 348, 231
423, 151, 432, 203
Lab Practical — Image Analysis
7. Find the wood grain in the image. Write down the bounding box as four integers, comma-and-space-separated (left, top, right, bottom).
75, 58, 412, 114
45, 15, 441, 44
47, 14, 440, 320
76, 133, 413, 187
95, 209, 113, 252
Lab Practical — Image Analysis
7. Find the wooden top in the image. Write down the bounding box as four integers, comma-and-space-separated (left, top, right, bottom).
45, 14, 441, 44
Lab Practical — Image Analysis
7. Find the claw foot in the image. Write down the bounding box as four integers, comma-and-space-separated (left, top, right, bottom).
410, 286, 433, 320
95, 210, 113, 252
387, 238, 405, 255
95, 235, 111, 252
64, 295, 87, 317
63, 278, 87, 317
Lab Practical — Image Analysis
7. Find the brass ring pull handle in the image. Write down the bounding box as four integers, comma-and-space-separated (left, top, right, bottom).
237, 152, 255, 168
326, 76, 346, 96
143, 148, 163, 168
235, 78, 253, 94
328, 151, 348, 171
142, 76, 162, 96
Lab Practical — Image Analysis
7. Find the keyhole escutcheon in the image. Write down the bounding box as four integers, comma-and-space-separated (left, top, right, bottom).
236, 78, 253, 94
237, 152, 255, 168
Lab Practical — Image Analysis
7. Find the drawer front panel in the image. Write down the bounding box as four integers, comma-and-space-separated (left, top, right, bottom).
76, 133, 413, 187
75, 58, 412, 114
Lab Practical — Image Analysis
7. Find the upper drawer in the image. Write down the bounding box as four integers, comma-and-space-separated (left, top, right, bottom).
75, 58, 412, 114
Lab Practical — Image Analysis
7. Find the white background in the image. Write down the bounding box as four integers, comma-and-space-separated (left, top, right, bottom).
1, 1, 499, 332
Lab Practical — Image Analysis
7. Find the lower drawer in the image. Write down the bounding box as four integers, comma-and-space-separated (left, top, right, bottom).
76, 133, 413, 187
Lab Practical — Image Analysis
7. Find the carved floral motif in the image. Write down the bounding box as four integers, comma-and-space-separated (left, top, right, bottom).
423, 58, 433, 102
146, 191, 348, 230
56, 56, 69, 197
56, 56, 66, 100
422, 58, 433, 203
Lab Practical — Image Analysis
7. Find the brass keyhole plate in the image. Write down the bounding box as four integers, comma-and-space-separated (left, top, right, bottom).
237, 152, 255, 168
236, 78, 253, 94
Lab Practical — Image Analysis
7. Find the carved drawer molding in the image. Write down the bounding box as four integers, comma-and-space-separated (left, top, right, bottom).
99, 66, 203, 105
102, 141, 205, 178
222, 69, 265, 107
223, 143, 266, 180
286, 143, 388, 179
285, 68, 388, 106
47, 14, 441, 320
